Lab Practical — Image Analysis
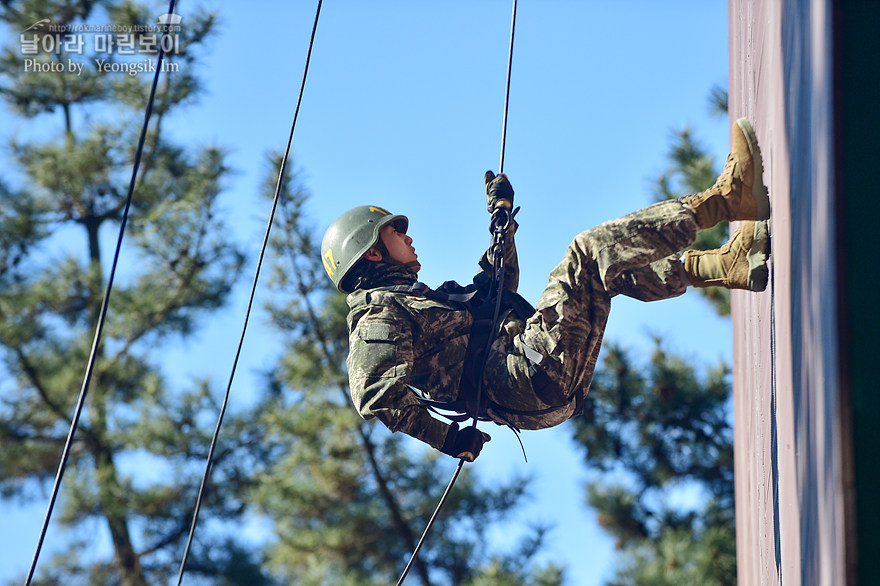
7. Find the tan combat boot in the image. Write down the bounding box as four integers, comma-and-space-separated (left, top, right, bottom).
684, 220, 770, 291
682, 118, 770, 229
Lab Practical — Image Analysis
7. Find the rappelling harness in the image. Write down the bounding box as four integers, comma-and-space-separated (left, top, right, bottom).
353, 207, 575, 432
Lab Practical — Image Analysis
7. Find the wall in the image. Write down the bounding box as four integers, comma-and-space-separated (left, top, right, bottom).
728, 1, 847, 584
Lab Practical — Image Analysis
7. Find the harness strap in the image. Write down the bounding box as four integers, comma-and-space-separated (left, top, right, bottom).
520, 339, 568, 407
411, 394, 483, 423
380, 282, 480, 305
457, 305, 513, 420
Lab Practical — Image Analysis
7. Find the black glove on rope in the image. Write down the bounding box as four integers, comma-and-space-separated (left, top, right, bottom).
441, 422, 491, 462
485, 170, 514, 212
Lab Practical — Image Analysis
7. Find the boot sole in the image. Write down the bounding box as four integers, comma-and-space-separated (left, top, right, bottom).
735, 117, 770, 221
745, 220, 770, 291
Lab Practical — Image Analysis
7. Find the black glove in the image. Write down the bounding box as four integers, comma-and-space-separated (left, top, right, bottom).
440, 422, 491, 462
484, 170, 514, 212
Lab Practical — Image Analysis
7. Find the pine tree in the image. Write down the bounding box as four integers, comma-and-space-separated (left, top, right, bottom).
250, 155, 564, 586
570, 89, 739, 585
0, 2, 266, 583
572, 342, 736, 586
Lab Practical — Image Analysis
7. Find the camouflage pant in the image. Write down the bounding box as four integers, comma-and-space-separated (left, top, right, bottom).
488, 199, 700, 429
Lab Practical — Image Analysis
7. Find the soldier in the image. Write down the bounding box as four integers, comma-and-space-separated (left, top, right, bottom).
322, 118, 770, 462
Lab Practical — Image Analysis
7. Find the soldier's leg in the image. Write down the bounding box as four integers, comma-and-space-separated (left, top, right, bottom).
684, 220, 770, 291
609, 219, 773, 299
516, 198, 699, 399
608, 255, 689, 302
587, 199, 699, 291
503, 118, 769, 427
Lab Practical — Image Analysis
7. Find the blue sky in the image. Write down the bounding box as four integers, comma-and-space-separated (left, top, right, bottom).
1, 1, 731, 583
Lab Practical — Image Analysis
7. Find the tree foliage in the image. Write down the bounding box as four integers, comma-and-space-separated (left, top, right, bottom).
571, 90, 738, 585
248, 154, 564, 586
0, 2, 266, 584
572, 341, 736, 585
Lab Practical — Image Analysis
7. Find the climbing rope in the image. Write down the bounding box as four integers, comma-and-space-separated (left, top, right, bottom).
498, 0, 517, 175
395, 2, 518, 584
175, 1, 323, 583
23, 2, 179, 584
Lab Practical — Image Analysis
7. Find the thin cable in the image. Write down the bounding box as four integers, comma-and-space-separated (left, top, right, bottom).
23, 3, 178, 584
395, 459, 464, 586
394, 203, 509, 586
174, 1, 323, 583
472, 209, 510, 423
498, 0, 517, 174
397, 4, 519, 582
394, 271, 501, 586
393, 228, 507, 586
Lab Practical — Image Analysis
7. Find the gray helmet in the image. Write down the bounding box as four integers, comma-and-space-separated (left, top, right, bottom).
321, 205, 409, 293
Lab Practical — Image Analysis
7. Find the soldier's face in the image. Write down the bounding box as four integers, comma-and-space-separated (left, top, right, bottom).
379, 224, 420, 272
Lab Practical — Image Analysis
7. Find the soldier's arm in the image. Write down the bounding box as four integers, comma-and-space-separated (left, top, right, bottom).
346, 309, 452, 451
480, 171, 520, 292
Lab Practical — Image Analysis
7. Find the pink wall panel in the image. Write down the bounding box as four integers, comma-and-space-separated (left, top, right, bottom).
729, 0, 846, 584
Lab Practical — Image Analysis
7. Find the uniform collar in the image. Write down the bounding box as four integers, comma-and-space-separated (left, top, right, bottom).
356, 262, 418, 291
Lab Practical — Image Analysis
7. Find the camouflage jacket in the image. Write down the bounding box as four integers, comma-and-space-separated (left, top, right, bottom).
345, 224, 533, 451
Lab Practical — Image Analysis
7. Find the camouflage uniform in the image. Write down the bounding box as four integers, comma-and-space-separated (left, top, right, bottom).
345, 199, 700, 452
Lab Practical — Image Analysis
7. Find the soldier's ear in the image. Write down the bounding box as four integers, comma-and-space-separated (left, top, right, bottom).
364, 248, 382, 262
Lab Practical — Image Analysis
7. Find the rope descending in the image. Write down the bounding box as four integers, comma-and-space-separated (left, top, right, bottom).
175, 1, 324, 583
395, 2, 518, 583
24, 2, 179, 583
